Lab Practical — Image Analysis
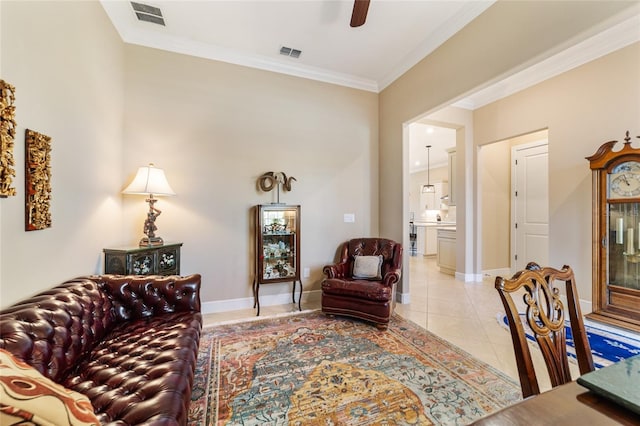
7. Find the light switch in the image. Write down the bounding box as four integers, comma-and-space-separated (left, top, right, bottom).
344, 213, 355, 223
303, 267, 310, 278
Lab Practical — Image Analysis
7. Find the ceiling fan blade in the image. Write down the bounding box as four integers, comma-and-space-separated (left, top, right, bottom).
350, 0, 370, 27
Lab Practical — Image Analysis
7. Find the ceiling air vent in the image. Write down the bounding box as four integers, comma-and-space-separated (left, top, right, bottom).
280, 46, 302, 59
131, 1, 165, 26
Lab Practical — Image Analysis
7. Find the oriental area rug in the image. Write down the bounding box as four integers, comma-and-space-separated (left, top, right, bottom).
188, 310, 521, 425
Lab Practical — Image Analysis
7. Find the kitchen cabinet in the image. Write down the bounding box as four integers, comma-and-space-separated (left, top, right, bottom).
414, 223, 439, 256
419, 182, 447, 211
425, 227, 438, 256
437, 227, 456, 275
447, 148, 457, 206
416, 225, 425, 255
420, 188, 437, 211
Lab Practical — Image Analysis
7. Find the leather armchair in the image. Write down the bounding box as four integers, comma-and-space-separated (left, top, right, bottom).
321, 238, 402, 330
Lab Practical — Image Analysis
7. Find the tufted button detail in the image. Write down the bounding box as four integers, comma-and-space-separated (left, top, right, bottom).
1, 274, 202, 425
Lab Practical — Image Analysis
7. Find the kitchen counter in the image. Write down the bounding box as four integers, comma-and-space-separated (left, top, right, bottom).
436, 225, 456, 231
414, 221, 456, 227
412, 221, 455, 256
437, 227, 456, 275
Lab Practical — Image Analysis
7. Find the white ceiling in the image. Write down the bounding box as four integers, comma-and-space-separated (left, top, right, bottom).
100, 1, 640, 175
409, 123, 455, 174
101, 0, 494, 92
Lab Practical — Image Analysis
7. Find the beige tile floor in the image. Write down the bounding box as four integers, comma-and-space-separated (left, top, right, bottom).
202, 255, 567, 393
395, 255, 559, 393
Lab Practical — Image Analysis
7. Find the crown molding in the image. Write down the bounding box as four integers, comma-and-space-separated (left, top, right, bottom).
101, 1, 379, 92
124, 26, 381, 92
452, 11, 640, 110
101, 0, 490, 93
101, 1, 638, 97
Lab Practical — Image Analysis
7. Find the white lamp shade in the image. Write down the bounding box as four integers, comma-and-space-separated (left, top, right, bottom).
122, 164, 175, 196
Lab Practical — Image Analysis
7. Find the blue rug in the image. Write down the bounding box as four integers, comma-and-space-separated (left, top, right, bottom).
497, 313, 640, 369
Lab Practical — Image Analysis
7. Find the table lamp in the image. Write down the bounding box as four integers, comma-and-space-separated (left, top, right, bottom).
122, 163, 175, 247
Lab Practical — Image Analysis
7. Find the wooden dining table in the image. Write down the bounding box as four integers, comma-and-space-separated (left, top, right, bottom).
471, 381, 640, 425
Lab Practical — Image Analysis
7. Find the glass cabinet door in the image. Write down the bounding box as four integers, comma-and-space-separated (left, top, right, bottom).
608, 202, 640, 290
587, 132, 640, 332
256, 205, 300, 284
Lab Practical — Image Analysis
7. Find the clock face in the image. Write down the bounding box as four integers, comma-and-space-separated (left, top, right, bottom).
610, 161, 640, 198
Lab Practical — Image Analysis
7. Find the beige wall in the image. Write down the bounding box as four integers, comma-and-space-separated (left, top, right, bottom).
2, 0, 638, 310
480, 140, 511, 271
0, 1, 124, 307
480, 129, 548, 272
380, 1, 638, 291
474, 42, 640, 303
122, 45, 379, 307
0, 1, 378, 310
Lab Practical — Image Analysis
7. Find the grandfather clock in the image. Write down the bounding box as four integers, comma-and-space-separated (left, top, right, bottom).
586, 131, 640, 332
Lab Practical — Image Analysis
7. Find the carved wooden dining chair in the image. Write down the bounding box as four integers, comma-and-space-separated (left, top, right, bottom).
495, 262, 594, 398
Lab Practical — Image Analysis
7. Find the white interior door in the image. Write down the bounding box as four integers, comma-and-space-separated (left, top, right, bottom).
511, 141, 549, 272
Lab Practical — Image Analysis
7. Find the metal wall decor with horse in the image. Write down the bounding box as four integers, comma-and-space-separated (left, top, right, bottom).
258, 171, 296, 204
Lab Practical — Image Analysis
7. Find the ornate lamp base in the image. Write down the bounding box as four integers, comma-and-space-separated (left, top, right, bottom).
139, 195, 164, 247
139, 236, 164, 247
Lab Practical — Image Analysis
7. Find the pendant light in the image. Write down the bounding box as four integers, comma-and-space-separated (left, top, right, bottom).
421, 145, 435, 193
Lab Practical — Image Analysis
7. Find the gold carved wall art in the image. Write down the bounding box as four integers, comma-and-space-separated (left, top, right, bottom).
25, 129, 52, 231
0, 79, 17, 198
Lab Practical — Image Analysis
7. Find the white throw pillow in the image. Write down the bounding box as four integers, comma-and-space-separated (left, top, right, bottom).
352, 255, 383, 280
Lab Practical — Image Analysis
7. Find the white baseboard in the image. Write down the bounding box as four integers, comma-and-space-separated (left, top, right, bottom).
483, 267, 511, 278
455, 272, 484, 282
579, 298, 593, 315
397, 291, 410, 304
201, 289, 321, 315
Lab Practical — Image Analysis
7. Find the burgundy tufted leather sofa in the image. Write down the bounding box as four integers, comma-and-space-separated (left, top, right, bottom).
0, 274, 202, 425
321, 238, 403, 330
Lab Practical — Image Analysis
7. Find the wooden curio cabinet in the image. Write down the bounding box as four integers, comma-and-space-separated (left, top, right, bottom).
587, 131, 640, 332
253, 204, 301, 315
